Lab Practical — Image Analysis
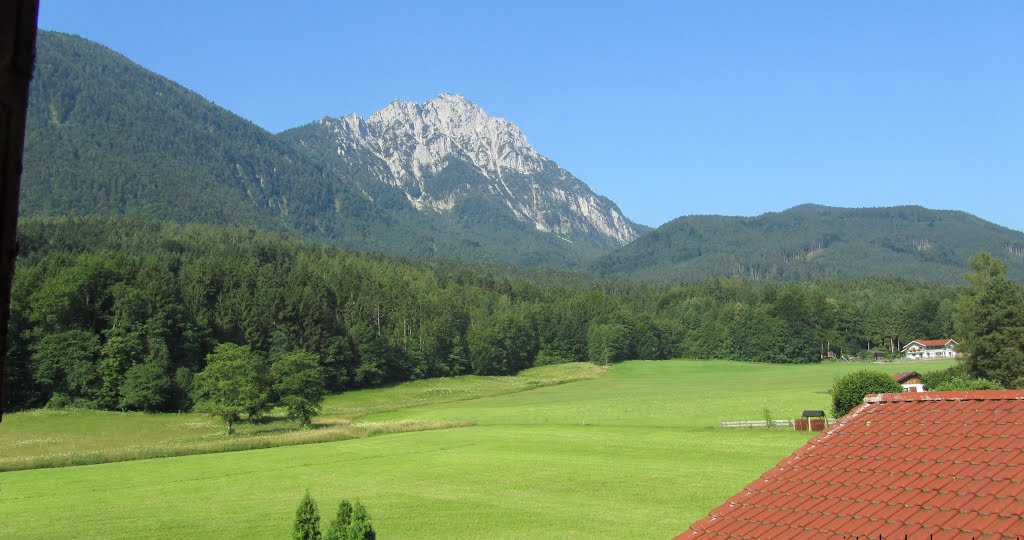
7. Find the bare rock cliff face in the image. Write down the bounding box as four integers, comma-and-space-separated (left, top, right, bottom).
311, 94, 638, 248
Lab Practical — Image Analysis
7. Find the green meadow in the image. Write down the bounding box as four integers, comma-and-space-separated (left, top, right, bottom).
0, 363, 605, 471
0, 358, 951, 539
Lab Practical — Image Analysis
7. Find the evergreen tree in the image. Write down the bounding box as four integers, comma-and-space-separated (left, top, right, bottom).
954, 253, 1024, 387
324, 500, 352, 540
293, 492, 321, 540
347, 502, 376, 540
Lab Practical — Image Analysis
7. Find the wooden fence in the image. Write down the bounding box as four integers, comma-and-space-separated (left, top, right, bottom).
720, 419, 795, 428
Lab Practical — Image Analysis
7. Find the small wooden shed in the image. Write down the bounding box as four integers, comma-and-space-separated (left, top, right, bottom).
894, 371, 925, 392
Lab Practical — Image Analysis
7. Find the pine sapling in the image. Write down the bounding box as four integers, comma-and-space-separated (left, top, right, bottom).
325, 499, 353, 540
347, 501, 376, 540
294, 491, 321, 540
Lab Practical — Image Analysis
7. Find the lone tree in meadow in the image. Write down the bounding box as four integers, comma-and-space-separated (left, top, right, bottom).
294, 491, 321, 540
954, 253, 1024, 388
191, 343, 270, 434
830, 369, 902, 417
271, 350, 326, 428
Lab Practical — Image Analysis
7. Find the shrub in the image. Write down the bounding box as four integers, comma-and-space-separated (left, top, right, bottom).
44, 393, 73, 409
830, 370, 902, 417
920, 364, 971, 390
921, 364, 1002, 391
534, 350, 573, 367
930, 377, 1003, 391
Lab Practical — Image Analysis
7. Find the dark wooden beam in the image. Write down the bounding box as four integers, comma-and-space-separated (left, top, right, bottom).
0, 0, 39, 422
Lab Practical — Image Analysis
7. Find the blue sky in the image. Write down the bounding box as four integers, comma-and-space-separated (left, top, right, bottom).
39, 1, 1024, 231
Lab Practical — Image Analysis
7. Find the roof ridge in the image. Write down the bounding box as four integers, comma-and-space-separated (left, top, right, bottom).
864, 390, 1024, 403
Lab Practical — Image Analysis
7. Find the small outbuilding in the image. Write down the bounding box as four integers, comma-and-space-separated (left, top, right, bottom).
893, 371, 925, 392
793, 410, 828, 432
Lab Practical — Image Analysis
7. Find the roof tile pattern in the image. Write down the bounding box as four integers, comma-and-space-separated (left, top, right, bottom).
679, 390, 1024, 539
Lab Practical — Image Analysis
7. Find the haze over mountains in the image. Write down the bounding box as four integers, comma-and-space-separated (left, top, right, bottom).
21, 31, 1024, 282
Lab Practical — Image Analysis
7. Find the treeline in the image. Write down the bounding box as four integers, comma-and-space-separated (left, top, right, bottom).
3, 217, 959, 412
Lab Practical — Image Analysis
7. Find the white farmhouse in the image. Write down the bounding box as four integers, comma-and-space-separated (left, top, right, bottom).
901, 338, 960, 360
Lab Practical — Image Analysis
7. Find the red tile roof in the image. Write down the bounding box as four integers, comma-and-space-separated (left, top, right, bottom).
677, 390, 1024, 539
909, 338, 956, 347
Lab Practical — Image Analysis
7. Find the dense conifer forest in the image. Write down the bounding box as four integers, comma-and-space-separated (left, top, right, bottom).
3, 217, 960, 412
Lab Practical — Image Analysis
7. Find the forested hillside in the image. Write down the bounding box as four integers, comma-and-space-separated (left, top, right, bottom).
20, 31, 628, 268
24, 32, 380, 239
592, 204, 1024, 283
5, 217, 960, 412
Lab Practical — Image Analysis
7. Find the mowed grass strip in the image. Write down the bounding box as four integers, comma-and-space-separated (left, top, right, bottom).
318, 361, 607, 419
362, 358, 954, 428
0, 363, 605, 471
0, 359, 952, 539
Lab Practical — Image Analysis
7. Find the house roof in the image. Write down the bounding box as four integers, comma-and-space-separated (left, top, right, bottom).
904, 338, 957, 349
677, 390, 1024, 539
892, 371, 921, 383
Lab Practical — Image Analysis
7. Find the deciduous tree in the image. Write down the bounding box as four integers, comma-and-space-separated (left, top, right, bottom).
192, 343, 269, 434
271, 350, 326, 428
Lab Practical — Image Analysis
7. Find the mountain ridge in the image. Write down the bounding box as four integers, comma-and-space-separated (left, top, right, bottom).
592, 203, 1024, 283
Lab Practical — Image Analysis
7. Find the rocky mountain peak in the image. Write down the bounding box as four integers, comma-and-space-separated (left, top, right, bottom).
362, 93, 540, 180
312, 94, 639, 247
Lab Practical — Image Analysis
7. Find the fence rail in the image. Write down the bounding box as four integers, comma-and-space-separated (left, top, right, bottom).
721, 419, 794, 428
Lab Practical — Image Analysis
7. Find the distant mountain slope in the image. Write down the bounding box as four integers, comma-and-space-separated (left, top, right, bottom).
22, 31, 420, 253
279, 94, 641, 251
22, 32, 638, 268
591, 204, 1024, 282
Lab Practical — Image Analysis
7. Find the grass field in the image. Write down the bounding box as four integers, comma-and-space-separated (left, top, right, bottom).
0, 358, 952, 539
0, 362, 604, 471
